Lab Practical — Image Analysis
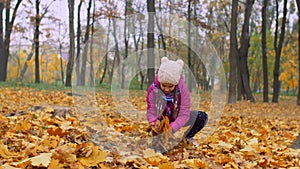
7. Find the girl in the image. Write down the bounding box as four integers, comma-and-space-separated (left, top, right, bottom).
146, 57, 208, 147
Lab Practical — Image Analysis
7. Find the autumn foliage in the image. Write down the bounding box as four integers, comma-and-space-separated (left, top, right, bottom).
0, 87, 299, 168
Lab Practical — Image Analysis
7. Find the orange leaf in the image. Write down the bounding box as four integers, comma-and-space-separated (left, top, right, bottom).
78, 146, 108, 166
15, 121, 32, 133
48, 159, 64, 169
47, 127, 69, 137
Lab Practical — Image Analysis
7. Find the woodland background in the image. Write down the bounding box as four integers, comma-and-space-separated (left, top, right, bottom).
0, 0, 299, 104
0, 0, 300, 168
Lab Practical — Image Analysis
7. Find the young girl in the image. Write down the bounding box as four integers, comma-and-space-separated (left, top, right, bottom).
146, 57, 208, 147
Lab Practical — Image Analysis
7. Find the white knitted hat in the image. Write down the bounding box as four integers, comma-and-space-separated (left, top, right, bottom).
158, 57, 184, 85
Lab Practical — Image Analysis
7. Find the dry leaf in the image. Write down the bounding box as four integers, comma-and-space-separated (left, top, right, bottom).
48, 159, 64, 169
0, 141, 17, 158
30, 153, 52, 167
1, 87, 300, 168
1, 164, 21, 169
78, 146, 108, 166
183, 159, 207, 169
143, 148, 159, 158
158, 162, 174, 169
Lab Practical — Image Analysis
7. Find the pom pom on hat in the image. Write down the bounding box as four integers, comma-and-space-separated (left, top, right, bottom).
158, 57, 184, 85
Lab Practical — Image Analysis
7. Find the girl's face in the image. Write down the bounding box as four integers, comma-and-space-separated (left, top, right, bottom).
160, 83, 176, 95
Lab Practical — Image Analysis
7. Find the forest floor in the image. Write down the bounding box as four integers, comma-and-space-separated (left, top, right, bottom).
0, 86, 299, 168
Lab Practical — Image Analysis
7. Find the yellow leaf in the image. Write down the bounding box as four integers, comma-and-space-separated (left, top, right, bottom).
143, 148, 158, 158
184, 159, 207, 169
1, 164, 21, 169
12, 153, 52, 168
15, 121, 32, 132
30, 153, 52, 167
218, 141, 233, 149
41, 135, 60, 149
144, 157, 160, 166
48, 159, 64, 169
158, 162, 174, 169
78, 146, 108, 166
0, 141, 17, 158
98, 164, 111, 169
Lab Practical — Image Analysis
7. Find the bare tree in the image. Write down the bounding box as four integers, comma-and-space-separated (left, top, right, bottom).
228, 0, 238, 104
121, 0, 132, 89
111, 18, 120, 84
147, 0, 155, 87
0, 0, 22, 81
99, 17, 111, 84
75, 0, 83, 85
34, 0, 55, 83
262, 0, 269, 102
272, 0, 288, 102
79, 0, 92, 86
133, 13, 145, 90
18, 43, 34, 82
34, 0, 40, 83
237, 0, 255, 102
89, 0, 96, 87
65, 0, 75, 87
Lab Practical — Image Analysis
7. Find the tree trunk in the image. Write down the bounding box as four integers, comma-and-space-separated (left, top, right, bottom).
75, 0, 82, 85
65, 0, 75, 87
155, 2, 166, 58
79, 0, 92, 86
228, 0, 239, 104
18, 43, 34, 82
132, 13, 145, 90
0, 3, 5, 81
262, 0, 269, 102
138, 15, 145, 90
59, 43, 64, 84
238, 0, 255, 102
296, 0, 300, 106
272, 0, 288, 102
99, 18, 111, 84
187, 0, 193, 91
147, 0, 155, 87
111, 19, 120, 84
122, 0, 131, 89
35, 0, 40, 83
89, 0, 95, 87
0, 0, 22, 81
58, 21, 64, 85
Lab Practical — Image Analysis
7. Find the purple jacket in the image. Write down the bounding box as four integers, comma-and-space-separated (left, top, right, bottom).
146, 75, 191, 132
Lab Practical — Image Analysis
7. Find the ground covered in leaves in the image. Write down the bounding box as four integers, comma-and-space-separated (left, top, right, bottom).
0, 87, 299, 168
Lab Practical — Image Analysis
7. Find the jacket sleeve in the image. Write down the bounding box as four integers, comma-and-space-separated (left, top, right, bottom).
146, 84, 158, 124
170, 83, 190, 132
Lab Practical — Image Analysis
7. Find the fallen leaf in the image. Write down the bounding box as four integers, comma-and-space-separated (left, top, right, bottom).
15, 121, 32, 133
1, 164, 21, 169
29, 153, 52, 167
158, 162, 174, 169
12, 153, 52, 168
78, 146, 108, 166
47, 127, 69, 137
48, 159, 64, 169
0, 141, 17, 158
143, 148, 158, 158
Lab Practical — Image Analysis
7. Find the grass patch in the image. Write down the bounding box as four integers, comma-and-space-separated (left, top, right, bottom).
0, 80, 69, 91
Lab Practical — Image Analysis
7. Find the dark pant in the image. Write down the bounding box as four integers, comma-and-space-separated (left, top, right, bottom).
184, 111, 208, 138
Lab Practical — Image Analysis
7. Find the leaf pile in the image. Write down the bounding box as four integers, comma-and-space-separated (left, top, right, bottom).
0, 87, 299, 168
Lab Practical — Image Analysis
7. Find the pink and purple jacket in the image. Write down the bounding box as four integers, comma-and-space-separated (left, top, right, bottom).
146, 75, 191, 132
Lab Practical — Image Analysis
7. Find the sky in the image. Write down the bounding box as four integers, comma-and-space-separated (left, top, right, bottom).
11, 0, 87, 52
